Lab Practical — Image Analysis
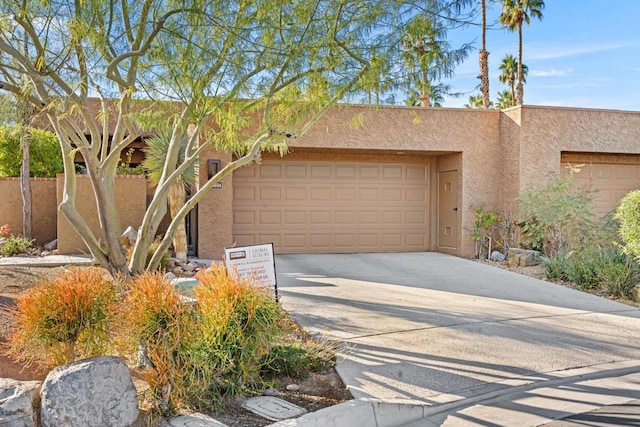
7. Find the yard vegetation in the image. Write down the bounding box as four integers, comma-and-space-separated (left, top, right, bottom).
473, 176, 639, 301
1, 264, 338, 422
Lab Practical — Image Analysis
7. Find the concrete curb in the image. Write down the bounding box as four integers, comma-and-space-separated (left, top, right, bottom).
267, 398, 432, 427
0, 254, 95, 267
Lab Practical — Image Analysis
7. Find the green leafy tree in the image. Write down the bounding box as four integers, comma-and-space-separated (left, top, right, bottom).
0, 0, 429, 275
499, 0, 544, 105
616, 190, 640, 261
0, 126, 63, 177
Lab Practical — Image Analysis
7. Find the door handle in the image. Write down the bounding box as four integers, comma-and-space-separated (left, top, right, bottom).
453, 207, 458, 211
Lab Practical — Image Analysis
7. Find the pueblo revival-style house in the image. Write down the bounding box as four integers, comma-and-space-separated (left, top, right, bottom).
1, 104, 639, 259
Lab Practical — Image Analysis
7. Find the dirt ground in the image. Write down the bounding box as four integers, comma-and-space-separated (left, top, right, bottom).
0, 265, 352, 427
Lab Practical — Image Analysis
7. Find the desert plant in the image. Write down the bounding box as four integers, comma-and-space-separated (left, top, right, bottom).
187, 264, 285, 403
261, 340, 336, 380
541, 252, 571, 282
120, 272, 195, 416
470, 203, 502, 259
549, 247, 636, 295
3, 268, 117, 368
598, 259, 637, 299
616, 190, 640, 262
0, 235, 34, 256
518, 177, 596, 255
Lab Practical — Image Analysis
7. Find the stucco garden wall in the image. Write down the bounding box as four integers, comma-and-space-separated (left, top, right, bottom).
0, 178, 57, 244
56, 174, 147, 255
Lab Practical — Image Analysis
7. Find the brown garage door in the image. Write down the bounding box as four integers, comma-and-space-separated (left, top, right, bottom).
232, 159, 430, 253
565, 159, 640, 219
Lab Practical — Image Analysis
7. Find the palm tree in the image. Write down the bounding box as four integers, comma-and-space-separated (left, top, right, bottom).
499, 0, 544, 105
498, 54, 517, 105
142, 131, 197, 263
401, 14, 470, 107
465, 94, 492, 109
405, 82, 449, 108
496, 89, 514, 109
479, 0, 491, 109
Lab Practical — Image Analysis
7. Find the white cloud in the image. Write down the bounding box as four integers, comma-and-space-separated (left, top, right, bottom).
530, 68, 574, 77
526, 41, 639, 61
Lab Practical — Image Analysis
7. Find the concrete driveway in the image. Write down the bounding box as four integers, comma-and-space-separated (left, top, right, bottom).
275, 252, 640, 425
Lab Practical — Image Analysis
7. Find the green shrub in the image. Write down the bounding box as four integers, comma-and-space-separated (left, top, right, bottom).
121, 272, 195, 416
3, 268, 117, 368
542, 252, 571, 281
598, 259, 637, 299
616, 190, 640, 262
0, 235, 34, 256
261, 340, 336, 380
546, 247, 638, 297
188, 264, 285, 403
0, 126, 63, 177
518, 177, 596, 255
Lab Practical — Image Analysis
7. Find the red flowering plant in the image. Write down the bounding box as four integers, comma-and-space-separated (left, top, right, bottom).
0, 224, 34, 256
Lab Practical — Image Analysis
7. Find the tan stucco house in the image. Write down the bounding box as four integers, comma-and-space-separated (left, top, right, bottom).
2, 103, 639, 259
196, 104, 640, 260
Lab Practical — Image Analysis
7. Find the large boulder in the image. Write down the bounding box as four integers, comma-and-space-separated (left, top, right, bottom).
0, 378, 41, 427
40, 356, 138, 427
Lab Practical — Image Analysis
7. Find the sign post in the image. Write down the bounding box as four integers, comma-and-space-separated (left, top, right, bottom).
224, 243, 278, 300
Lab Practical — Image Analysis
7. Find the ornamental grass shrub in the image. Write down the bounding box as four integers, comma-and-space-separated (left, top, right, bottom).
188, 264, 285, 404
3, 267, 117, 368
542, 247, 638, 299
120, 272, 196, 416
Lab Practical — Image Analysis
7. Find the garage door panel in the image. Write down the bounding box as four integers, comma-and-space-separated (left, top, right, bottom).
260, 164, 282, 178
566, 160, 640, 219
285, 165, 306, 178
383, 166, 403, 179
359, 166, 379, 179
233, 160, 430, 253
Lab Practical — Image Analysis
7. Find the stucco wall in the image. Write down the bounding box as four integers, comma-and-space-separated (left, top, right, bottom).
292, 105, 502, 258
518, 106, 640, 192
197, 148, 233, 260
56, 174, 147, 255
0, 178, 57, 244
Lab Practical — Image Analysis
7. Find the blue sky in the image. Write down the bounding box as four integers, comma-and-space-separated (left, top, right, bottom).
442, 0, 640, 110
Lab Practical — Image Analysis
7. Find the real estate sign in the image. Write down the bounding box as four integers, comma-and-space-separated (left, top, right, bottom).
224, 243, 277, 300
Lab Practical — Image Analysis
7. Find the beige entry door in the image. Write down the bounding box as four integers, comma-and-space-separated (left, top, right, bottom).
438, 170, 458, 248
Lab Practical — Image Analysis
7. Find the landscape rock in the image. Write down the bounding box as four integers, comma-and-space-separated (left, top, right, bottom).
0, 378, 41, 427
263, 388, 279, 397
40, 356, 138, 427
507, 248, 541, 267
43, 239, 57, 251
490, 251, 506, 262
285, 384, 299, 392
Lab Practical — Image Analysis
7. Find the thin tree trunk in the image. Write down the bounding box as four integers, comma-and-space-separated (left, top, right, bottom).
480, 0, 490, 109
517, 23, 524, 105
168, 182, 188, 263
20, 130, 32, 239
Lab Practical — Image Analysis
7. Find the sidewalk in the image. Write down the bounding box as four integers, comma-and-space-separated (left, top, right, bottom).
0, 254, 95, 267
